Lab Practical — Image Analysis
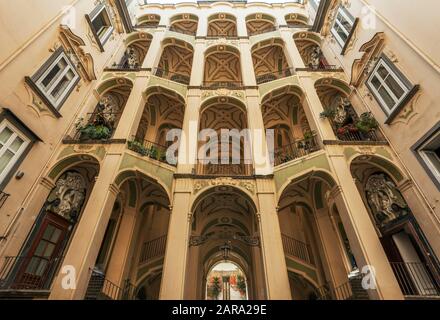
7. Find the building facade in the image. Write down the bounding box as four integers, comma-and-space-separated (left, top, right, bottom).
0, 0, 439, 300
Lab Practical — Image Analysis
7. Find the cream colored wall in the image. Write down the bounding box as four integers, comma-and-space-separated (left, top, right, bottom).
320, 0, 440, 224
0, 0, 124, 245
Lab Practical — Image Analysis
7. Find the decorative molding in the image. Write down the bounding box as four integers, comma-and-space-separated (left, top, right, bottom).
392, 91, 421, 125
193, 178, 256, 195
59, 25, 97, 82
201, 88, 245, 101
24, 83, 57, 119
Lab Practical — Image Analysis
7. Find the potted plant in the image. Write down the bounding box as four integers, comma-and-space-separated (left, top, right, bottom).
128, 140, 148, 156
76, 117, 112, 141
355, 112, 378, 133
320, 108, 336, 119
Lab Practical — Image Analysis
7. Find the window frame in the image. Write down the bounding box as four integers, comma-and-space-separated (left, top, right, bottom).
366, 54, 419, 124
25, 47, 80, 117
86, 4, 114, 52
412, 122, 440, 190
0, 109, 40, 190
331, 5, 355, 47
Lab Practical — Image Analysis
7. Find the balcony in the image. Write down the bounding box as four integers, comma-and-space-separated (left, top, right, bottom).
296, 65, 344, 72
0, 255, 62, 297
256, 68, 295, 85
390, 262, 440, 297
153, 67, 190, 85
281, 234, 314, 266
139, 235, 167, 265
85, 269, 137, 300
195, 159, 254, 177
273, 135, 320, 167
0, 191, 10, 209
127, 139, 176, 166
202, 81, 243, 90
63, 111, 123, 144
104, 63, 142, 72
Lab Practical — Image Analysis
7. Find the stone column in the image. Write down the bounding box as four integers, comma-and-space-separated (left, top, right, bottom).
246, 91, 272, 175
190, 41, 206, 86
49, 153, 122, 300
105, 206, 139, 288
142, 29, 166, 70
177, 90, 201, 174
279, 28, 305, 69
256, 179, 292, 300
314, 207, 350, 288
239, 40, 257, 87
329, 151, 404, 300
160, 179, 192, 299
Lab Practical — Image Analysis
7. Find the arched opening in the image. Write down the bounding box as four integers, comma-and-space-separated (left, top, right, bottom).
278, 171, 366, 300
207, 13, 237, 37
203, 45, 242, 89
285, 13, 309, 27
315, 78, 383, 142
185, 186, 265, 300
252, 39, 291, 84
350, 156, 440, 296
86, 171, 171, 300
155, 38, 194, 85
197, 97, 252, 176
293, 32, 330, 70
116, 32, 152, 69
3, 155, 100, 290
169, 13, 198, 36
246, 13, 276, 36
129, 87, 185, 166
70, 78, 133, 142
206, 261, 248, 300
137, 14, 160, 28
261, 86, 319, 166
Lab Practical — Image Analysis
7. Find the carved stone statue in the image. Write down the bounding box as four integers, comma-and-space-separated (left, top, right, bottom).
125, 47, 140, 69
329, 96, 350, 126
45, 172, 86, 221
365, 173, 409, 228
309, 46, 322, 70
98, 93, 119, 126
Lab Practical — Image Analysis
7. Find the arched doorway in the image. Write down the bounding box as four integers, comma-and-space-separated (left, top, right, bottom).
246, 13, 276, 36
252, 39, 291, 84
184, 186, 266, 300
207, 13, 237, 37
350, 155, 440, 296
204, 45, 242, 89
169, 13, 198, 35
206, 261, 249, 300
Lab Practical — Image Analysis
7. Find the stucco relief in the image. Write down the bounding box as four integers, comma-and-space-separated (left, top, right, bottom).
201, 89, 245, 101
193, 178, 256, 195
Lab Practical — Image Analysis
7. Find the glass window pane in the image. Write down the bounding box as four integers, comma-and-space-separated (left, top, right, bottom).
44, 243, 55, 257
25, 257, 40, 274
34, 241, 47, 256
41, 64, 62, 89
0, 127, 13, 144
0, 149, 14, 174
35, 259, 48, 276
42, 225, 55, 240
385, 75, 405, 99
378, 87, 396, 109
50, 71, 75, 101
371, 76, 382, 90
377, 65, 389, 79
9, 136, 24, 152
50, 228, 62, 243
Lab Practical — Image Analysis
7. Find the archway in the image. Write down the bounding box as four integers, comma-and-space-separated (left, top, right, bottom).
350, 155, 440, 296
285, 13, 309, 27
204, 45, 242, 88
207, 13, 237, 37
252, 39, 290, 84
293, 32, 329, 69
169, 13, 198, 35
137, 14, 160, 28
197, 97, 251, 176
131, 87, 185, 165
315, 78, 381, 142
246, 13, 276, 36
87, 170, 172, 300
184, 186, 265, 299
156, 38, 194, 85
206, 261, 248, 300
261, 85, 317, 166
118, 32, 153, 68
6, 155, 100, 290
278, 170, 361, 300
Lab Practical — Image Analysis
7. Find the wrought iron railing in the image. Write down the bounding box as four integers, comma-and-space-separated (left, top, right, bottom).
65, 111, 121, 142
169, 26, 196, 36
196, 159, 254, 176
296, 65, 343, 72
202, 81, 243, 89
0, 255, 62, 291
0, 191, 10, 210
256, 68, 295, 84
273, 135, 320, 166
248, 26, 277, 36
281, 234, 314, 265
153, 68, 190, 85
328, 118, 384, 142
127, 138, 176, 166
317, 276, 367, 300
105, 63, 140, 71
139, 235, 167, 265
390, 262, 440, 297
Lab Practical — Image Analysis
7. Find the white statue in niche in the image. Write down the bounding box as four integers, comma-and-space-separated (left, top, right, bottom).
98, 93, 119, 125
365, 173, 409, 228
50, 172, 86, 220
126, 47, 140, 69
309, 46, 322, 69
